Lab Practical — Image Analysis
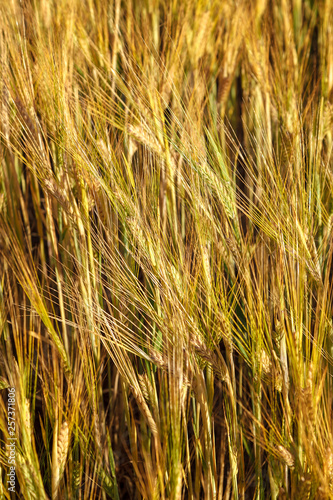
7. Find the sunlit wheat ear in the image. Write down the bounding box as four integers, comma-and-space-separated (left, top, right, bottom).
191, 334, 229, 382
300, 365, 314, 427
138, 373, 151, 402
260, 348, 271, 376
277, 445, 295, 469
57, 421, 69, 478
130, 384, 158, 437
22, 398, 32, 443
128, 124, 163, 156
325, 447, 333, 492
272, 351, 283, 391
149, 349, 166, 368
14, 98, 38, 142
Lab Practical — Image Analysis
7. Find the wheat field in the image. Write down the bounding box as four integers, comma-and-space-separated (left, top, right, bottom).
0, 0, 333, 498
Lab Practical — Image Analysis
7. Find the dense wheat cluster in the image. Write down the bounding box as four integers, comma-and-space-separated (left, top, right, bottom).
0, 0, 333, 498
